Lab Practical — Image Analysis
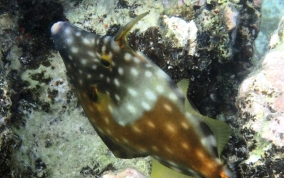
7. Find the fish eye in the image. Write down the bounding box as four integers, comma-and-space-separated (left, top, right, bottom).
100, 54, 112, 68
100, 58, 111, 68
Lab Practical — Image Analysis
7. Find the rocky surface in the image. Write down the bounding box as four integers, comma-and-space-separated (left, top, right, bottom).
237, 14, 284, 177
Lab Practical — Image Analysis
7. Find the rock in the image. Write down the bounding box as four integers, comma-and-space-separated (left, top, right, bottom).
102, 168, 148, 178
237, 14, 284, 178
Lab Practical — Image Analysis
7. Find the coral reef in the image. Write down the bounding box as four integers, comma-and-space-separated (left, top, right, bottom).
237, 15, 284, 177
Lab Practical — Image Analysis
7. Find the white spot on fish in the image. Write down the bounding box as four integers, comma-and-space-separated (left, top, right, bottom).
141, 101, 151, 111
91, 38, 95, 45
64, 27, 71, 35
151, 146, 159, 151
79, 79, 83, 85
93, 58, 99, 62
111, 61, 116, 67
133, 57, 140, 63
106, 129, 112, 135
115, 94, 120, 101
66, 37, 73, 44
156, 85, 164, 93
165, 146, 173, 154
130, 68, 138, 76
181, 142, 189, 149
71, 46, 79, 53
111, 40, 120, 52
145, 70, 153, 77
103, 36, 111, 43
132, 125, 141, 133
145, 63, 152, 68
181, 121, 189, 130
163, 104, 172, 112
118, 67, 124, 75
114, 78, 120, 86
169, 92, 178, 101
92, 65, 97, 70
124, 53, 132, 61
102, 45, 106, 53
203, 135, 216, 147
104, 117, 110, 124
87, 74, 92, 79
108, 105, 113, 112
108, 52, 113, 58
75, 31, 81, 36
138, 147, 147, 153
100, 74, 104, 78
128, 88, 137, 96
114, 137, 120, 143
122, 137, 129, 144
166, 123, 176, 133
145, 90, 157, 101
127, 104, 136, 114
147, 121, 155, 128
82, 37, 91, 45
88, 51, 96, 57
196, 150, 205, 159
81, 59, 87, 65
106, 77, 110, 83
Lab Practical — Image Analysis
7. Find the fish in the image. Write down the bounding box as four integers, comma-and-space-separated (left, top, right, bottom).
51, 11, 234, 178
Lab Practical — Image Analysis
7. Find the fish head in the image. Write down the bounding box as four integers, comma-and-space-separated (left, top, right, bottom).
51, 21, 118, 90
51, 19, 182, 126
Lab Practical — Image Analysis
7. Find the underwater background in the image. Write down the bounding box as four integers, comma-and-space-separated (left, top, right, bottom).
0, 0, 283, 177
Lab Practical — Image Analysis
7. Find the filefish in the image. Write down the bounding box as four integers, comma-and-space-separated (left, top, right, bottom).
51, 11, 234, 178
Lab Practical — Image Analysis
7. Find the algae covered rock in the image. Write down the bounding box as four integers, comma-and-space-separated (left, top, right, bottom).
237, 15, 284, 178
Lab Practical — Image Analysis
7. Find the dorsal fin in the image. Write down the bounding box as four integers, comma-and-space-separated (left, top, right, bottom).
177, 79, 232, 157
114, 11, 149, 48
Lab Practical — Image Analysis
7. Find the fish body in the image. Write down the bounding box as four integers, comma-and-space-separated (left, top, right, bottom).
51, 12, 233, 178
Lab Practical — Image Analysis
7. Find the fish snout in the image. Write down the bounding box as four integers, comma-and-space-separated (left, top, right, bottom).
51, 21, 67, 36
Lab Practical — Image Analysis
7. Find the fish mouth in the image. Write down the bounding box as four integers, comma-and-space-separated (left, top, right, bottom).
51, 21, 74, 49
51, 21, 67, 36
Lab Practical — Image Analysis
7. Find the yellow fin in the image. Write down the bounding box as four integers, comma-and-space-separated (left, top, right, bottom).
151, 159, 193, 178
198, 115, 232, 157
177, 79, 200, 115
177, 79, 232, 157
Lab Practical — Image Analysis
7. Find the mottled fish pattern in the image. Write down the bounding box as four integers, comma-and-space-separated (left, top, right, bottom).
51, 12, 233, 178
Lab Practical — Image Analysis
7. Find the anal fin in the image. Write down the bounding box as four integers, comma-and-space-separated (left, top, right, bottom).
151, 159, 193, 178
